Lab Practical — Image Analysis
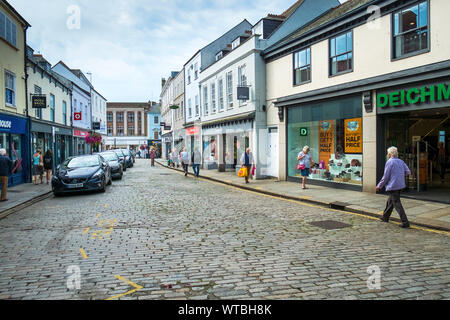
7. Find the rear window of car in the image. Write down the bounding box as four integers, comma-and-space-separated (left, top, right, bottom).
63, 156, 100, 169
100, 153, 118, 161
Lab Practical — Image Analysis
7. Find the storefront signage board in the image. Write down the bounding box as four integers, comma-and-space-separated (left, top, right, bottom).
299, 127, 308, 136
344, 118, 362, 153
32, 95, 46, 109
377, 82, 450, 114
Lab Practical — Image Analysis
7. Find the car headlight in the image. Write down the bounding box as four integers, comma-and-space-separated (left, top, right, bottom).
92, 170, 103, 179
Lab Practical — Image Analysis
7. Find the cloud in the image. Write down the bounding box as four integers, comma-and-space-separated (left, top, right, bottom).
8, 0, 295, 102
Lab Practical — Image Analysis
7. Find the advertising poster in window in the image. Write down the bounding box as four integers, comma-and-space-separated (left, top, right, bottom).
319, 120, 334, 170
344, 118, 362, 153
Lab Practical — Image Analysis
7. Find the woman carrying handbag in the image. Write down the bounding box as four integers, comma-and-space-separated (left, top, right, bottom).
297, 146, 313, 189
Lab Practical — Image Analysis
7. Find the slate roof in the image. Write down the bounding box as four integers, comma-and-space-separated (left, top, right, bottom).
270, 0, 373, 50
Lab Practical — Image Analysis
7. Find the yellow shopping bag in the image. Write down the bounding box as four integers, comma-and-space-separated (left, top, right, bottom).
238, 166, 247, 177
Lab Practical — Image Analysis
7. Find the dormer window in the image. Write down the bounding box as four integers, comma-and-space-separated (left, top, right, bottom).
232, 38, 240, 50
216, 52, 223, 61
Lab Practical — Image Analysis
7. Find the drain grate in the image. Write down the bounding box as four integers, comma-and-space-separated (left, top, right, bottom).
309, 220, 352, 230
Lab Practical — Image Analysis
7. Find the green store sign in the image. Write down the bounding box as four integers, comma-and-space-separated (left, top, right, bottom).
377, 83, 450, 108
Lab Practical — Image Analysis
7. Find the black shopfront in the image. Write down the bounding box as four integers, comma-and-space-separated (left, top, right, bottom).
377, 76, 450, 203
31, 120, 73, 172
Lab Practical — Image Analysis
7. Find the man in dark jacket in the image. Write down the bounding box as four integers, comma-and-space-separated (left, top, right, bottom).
0, 148, 13, 202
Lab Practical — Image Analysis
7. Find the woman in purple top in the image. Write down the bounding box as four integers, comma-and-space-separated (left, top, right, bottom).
376, 146, 411, 228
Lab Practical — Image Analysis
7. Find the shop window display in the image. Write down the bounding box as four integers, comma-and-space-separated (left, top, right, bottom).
287, 96, 363, 185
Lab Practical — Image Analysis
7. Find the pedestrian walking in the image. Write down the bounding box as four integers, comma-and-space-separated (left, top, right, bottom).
297, 146, 313, 189
180, 147, 190, 176
376, 146, 411, 228
43, 149, 53, 184
437, 141, 446, 183
32, 148, 44, 185
192, 147, 201, 177
171, 148, 179, 168
0, 148, 13, 202
240, 148, 255, 184
150, 147, 156, 167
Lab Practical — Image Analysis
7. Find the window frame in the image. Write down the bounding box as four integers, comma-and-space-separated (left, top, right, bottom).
50, 94, 55, 122
218, 78, 224, 112
328, 30, 354, 77
0, 9, 17, 48
4, 70, 16, 107
292, 47, 312, 86
391, 0, 430, 61
226, 71, 233, 110
211, 82, 216, 114
62, 100, 67, 125
203, 85, 208, 116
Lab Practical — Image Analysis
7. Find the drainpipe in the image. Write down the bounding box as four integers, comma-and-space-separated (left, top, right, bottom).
24, 25, 31, 184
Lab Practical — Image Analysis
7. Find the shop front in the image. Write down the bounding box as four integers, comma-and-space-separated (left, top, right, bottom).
0, 113, 30, 186
377, 79, 450, 203
202, 120, 251, 172
73, 129, 90, 155
162, 135, 172, 160
286, 95, 363, 190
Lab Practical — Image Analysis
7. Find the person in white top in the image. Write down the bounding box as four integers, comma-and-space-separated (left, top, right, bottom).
180, 147, 190, 176
297, 146, 314, 189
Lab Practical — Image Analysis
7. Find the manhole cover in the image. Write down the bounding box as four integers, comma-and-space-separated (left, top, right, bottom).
309, 220, 352, 230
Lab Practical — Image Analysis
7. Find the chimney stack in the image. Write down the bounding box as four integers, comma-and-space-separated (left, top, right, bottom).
161, 78, 166, 89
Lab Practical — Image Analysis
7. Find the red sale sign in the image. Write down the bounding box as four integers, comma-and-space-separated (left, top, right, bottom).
74, 112, 82, 121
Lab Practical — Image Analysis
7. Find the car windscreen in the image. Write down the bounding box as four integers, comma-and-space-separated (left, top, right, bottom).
121, 150, 131, 156
113, 150, 124, 157
62, 156, 100, 169
100, 153, 118, 162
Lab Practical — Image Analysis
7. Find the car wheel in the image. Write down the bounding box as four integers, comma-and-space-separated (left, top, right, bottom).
107, 175, 112, 185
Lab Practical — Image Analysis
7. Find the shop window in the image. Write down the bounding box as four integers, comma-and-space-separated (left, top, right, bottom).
393, 1, 429, 59
287, 96, 363, 186
5, 70, 16, 106
329, 31, 353, 76
11, 134, 22, 174
293, 47, 311, 85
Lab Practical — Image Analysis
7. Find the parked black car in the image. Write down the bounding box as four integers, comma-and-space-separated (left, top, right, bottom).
111, 149, 127, 172
119, 149, 133, 168
52, 155, 112, 196
98, 151, 123, 180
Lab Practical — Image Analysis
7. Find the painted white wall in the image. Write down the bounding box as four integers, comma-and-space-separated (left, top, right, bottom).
184, 53, 202, 122
72, 85, 91, 130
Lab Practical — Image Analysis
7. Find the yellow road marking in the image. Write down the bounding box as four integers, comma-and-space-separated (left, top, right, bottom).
79, 248, 88, 259
82, 227, 90, 235
105, 275, 143, 300
192, 175, 450, 237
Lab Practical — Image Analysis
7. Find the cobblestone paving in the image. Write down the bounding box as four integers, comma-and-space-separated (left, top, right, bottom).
0, 160, 449, 300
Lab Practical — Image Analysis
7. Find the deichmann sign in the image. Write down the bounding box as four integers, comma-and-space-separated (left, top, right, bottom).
377, 83, 450, 108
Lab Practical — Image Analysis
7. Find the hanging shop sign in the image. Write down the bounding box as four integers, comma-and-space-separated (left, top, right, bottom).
377, 83, 450, 109
186, 126, 199, 135
318, 120, 334, 170
237, 87, 250, 100
299, 127, 308, 136
344, 118, 362, 154
74, 112, 82, 121
92, 122, 101, 130
32, 95, 46, 109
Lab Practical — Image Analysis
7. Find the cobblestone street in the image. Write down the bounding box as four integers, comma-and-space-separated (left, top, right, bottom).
0, 159, 449, 300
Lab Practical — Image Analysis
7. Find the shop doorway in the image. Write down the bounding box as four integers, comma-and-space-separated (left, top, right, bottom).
384, 107, 450, 203
267, 127, 279, 178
